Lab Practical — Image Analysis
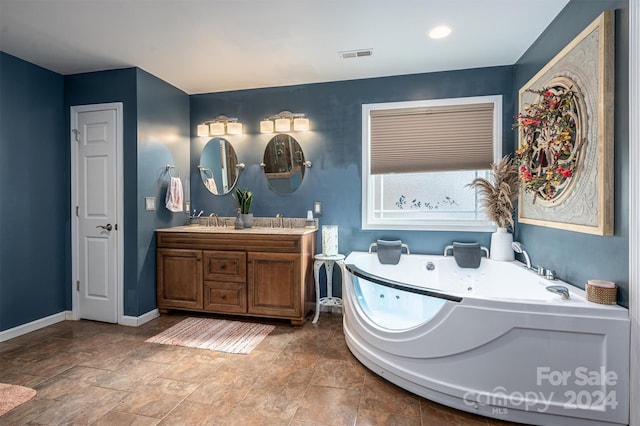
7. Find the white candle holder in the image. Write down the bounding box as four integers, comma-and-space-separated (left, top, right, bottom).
322, 225, 339, 255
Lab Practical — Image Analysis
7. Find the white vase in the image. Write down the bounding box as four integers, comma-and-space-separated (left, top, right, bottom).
490, 227, 514, 261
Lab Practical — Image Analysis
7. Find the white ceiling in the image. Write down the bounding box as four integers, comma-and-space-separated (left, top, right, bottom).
0, 0, 569, 95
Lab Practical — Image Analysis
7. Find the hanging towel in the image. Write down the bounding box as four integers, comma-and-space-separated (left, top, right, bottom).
165, 177, 184, 212
205, 178, 218, 194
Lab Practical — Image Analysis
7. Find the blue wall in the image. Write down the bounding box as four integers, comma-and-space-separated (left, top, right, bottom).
190, 66, 515, 261
0, 52, 66, 331
514, 1, 629, 306
136, 68, 190, 315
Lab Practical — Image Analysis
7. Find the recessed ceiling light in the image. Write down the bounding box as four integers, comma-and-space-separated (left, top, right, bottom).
428, 25, 452, 39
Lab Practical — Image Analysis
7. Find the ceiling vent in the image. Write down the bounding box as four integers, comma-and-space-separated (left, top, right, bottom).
338, 49, 373, 59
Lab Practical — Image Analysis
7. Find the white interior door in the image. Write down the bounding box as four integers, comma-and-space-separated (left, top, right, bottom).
71, 103, 122, 323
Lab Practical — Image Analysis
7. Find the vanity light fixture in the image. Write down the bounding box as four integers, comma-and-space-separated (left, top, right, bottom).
293, 117, 310, 132
226, 121, 243, 135
209, 122, 225, 135
260, 120, 275, 134
197, 124, 209, 137
197, 115, 243, 137
260, 111, 310, 134
275, 117, 291, 132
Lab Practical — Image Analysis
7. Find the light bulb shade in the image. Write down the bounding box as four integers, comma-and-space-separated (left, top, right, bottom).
209, 122, 225, 135
197, 124, 210, 137
226, 122, 243, 135
260, 120, 274, 133
275, 118, 291, 132
293, 117, 309, 131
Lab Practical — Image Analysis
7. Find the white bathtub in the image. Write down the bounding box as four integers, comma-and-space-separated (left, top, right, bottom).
343, 251, 630, 425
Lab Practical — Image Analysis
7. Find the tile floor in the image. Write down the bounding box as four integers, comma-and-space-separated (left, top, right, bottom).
0, 313, 521, 425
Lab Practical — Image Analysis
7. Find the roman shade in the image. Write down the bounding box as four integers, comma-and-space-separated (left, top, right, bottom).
369, 102, 495, 174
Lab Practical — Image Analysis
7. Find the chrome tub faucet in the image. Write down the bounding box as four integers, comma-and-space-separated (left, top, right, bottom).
511, 241, 532, 270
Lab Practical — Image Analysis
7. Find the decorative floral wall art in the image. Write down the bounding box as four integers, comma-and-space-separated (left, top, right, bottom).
515, 11, 614, 236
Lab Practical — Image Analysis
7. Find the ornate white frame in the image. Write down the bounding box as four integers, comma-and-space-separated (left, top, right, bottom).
517, 11, 615, 235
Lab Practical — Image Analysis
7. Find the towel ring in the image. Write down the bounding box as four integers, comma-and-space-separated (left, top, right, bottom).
166, 164, 179, 178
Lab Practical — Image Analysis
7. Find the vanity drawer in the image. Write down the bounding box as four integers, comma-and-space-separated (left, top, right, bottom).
204, 281, 247, 314
203, 250, 246, 283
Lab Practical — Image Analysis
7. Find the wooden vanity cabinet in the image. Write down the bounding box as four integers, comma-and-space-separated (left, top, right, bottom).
156, 230, 316, 325
156, 248, 203, 310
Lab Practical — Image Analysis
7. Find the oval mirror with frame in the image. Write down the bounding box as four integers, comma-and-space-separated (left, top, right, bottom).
262, 134, 308, 194
199, 137, 240, 195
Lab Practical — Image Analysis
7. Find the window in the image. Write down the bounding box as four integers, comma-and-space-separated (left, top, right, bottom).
362, 95, 502, 231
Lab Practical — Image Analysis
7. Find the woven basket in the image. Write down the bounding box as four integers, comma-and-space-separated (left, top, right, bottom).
586, 280, 617, 304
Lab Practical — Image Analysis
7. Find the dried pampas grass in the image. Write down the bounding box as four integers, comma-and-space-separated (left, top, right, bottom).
468, 156, 519, 229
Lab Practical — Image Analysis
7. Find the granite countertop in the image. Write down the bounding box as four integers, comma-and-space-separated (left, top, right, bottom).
156, 225, 317, 235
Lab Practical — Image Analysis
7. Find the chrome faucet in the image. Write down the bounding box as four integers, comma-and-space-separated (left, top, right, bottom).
208, 213, 218, 227
511, 241, 532, 270
275, 213, 284, 228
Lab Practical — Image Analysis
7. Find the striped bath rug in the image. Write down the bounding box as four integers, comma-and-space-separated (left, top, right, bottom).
145, 317, 275, 354
0, 384, 36, 416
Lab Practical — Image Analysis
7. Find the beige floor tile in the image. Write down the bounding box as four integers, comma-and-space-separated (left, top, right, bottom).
360, 373, 421, 418
420, 398, 490, 426
31, 385, 127, 425
219, 407, 293, 426
94, 359, 171, 391
224, 349, 279, 375
310, 358, 366, 390
12, 351, 87, 379
113, 375, 200, 416
0, 397, 58, 424
187, 370, 258, 407
234, 386, 302, 422
35, 375, 93, 401
92, 410, 160, 425
158, 400, 231, 425
356, 408, 422, 426
59, 365, 110, 386
0, 369, 46, 387
294, 385, 361, 426
159, 355, 227, 383
0, 315, 531, 426
255, 363, 315, 389
252, 326, 295, 353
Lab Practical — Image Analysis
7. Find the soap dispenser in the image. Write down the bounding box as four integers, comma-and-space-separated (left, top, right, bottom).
234, 208, 244, 229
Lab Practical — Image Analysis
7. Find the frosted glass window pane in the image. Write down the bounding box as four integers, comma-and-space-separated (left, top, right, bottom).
372, 170, 489, 221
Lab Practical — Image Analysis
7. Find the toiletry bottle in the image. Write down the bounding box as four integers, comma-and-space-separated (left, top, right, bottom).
234, 208, 244, 229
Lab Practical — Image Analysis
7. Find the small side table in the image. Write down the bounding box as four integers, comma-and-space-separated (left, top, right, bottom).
313, 253, 345, 324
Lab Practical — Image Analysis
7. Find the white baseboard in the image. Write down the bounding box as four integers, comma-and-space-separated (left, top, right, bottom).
119, 309, 159, 327
0, 311, 70, 342
0, 308, 162, 342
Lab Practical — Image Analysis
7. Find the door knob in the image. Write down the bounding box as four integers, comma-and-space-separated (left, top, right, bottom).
97, 224, 113, 231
